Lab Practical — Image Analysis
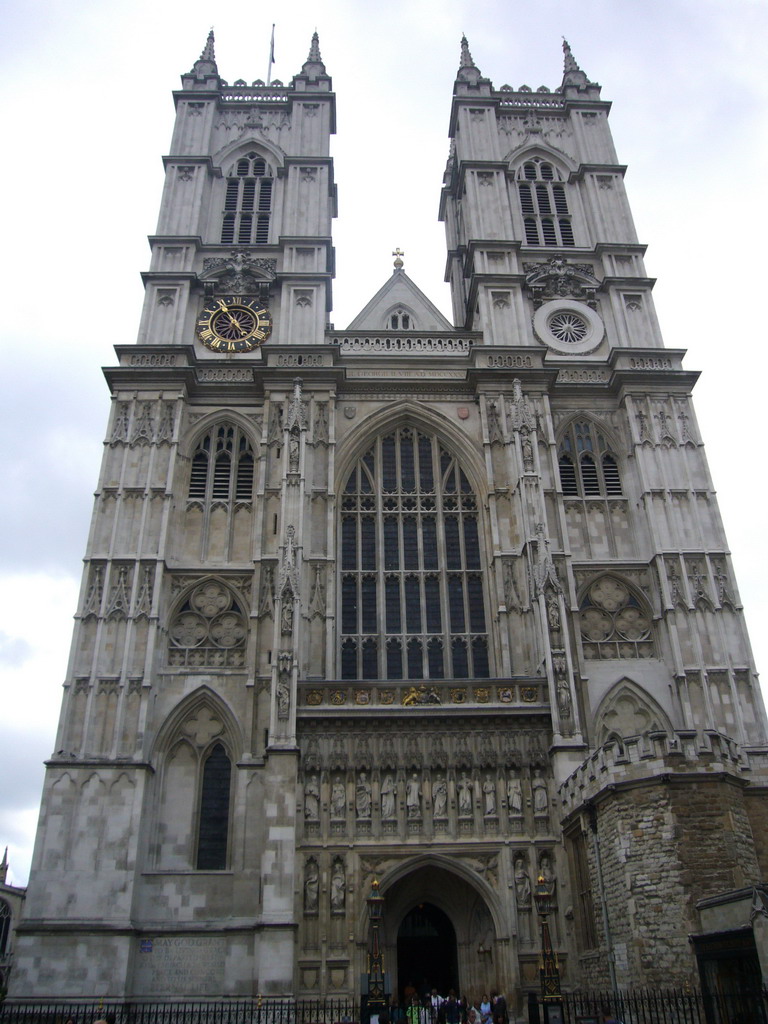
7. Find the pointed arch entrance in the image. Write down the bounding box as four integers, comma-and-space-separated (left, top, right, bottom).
397, 903, 458, 1000
378, 860, 507, 1002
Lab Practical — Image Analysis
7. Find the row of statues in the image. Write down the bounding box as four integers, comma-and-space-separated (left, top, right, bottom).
304, 769, 549, 821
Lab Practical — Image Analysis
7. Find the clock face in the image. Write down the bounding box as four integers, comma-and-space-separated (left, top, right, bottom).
196, 296, 272, 352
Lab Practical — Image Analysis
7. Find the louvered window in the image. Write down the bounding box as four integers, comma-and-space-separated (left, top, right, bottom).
220, 152, 273, 245
187, 424, 255, 505
340, 427, 490, 681
558, 420, 622, 497
517, 159, 575, 247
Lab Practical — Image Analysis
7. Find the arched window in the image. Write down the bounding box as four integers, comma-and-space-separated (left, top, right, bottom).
0, 899, 10, 956
517, 158, 575, 247
579, 577, 654, 659
558, 420, 622, 497
188, 424, 254, 505
388, 308, 416, 330
196, 742, 232, 870
340, 427, 490, 681
220, 152, 273, 245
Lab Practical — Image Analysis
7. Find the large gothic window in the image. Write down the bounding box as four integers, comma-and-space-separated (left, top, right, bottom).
517, 158, 575, 247
220, 152, 273, 245
340, 428, 490, 681
558, 420, 622, 497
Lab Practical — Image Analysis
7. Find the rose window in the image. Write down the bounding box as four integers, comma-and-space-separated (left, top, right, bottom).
169, 581, 247, 669
579, 577, 653, 659
548, 311, 588, 345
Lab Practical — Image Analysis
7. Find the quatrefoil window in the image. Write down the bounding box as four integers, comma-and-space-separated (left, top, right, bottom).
579, 577, 654, 660
169, 581, 247, 669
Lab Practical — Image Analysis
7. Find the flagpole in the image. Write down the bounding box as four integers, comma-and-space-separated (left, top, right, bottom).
267, 24, 275, 85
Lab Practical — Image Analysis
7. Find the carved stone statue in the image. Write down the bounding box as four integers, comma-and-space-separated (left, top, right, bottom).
304, 775, 319, 820
507, 772, 523, 815
330, 859, 346, 912
406, 773, 421, 818
331, 778, 346, 819
380, 774, 396, 819
304, 859, 319, 913
539, 852, 557, 899
532, 769, 549, 814
514, 855, 531, 908
432, 774, 448, 819
482, 774, 497, 817
356, 772, 372, 819
458, 772, 473, 816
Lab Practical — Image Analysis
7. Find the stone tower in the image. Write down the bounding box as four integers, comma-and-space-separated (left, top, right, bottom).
11, 35, 768, 1003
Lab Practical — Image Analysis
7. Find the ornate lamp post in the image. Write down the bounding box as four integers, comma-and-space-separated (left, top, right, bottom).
366, 879, 387, 1021
533, 873, 561, 1017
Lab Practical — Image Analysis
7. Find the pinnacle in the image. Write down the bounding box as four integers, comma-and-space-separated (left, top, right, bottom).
307, 30, 322, 64
562, 38, 580, 73
200, 28, 216, 64
460, 34, 476, 69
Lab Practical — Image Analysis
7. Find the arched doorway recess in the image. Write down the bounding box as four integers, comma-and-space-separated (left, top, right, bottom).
398, 902, 458, 999
378, 863, 504, 1002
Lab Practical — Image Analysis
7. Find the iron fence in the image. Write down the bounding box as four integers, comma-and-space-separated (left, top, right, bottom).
553, 988, 768, 1024
0, 1000, 360, 1024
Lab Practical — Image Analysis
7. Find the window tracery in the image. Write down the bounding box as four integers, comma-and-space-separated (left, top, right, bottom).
388, 307, 416, 330
558, 420, 621, 497
220, 151, 273, 245
168, 580, 247, 668
579, 577, 654, 659
516, 158, 575, 247
340, 427, 490, 681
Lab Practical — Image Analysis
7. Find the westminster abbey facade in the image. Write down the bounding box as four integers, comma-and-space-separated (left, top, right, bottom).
10, 32, 768, 1006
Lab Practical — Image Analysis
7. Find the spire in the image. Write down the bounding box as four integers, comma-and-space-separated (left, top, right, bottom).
0, 846, 7, 884
300, 30, 327, 78
457, 34, 482, 84
188, 28, 219, 78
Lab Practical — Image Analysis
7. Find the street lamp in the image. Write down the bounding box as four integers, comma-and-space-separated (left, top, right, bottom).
366, 879, 387, 1021
533, 873, 562, 1016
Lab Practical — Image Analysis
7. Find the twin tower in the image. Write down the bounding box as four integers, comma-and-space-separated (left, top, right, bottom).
10, 32, 768, 1005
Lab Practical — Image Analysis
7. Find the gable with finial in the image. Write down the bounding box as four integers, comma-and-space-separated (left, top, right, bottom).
346, 263, 453, 332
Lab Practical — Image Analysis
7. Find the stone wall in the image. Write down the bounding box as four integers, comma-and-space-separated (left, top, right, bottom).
559, 731, 768, 988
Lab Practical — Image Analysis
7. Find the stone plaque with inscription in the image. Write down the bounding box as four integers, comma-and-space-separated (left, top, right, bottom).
133, 936, 226, 995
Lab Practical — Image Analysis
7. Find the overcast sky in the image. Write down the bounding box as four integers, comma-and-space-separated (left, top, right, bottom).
1, 0, 766, 886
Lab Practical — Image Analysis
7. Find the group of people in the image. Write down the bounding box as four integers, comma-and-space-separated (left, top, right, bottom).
385, 986, 508, 1024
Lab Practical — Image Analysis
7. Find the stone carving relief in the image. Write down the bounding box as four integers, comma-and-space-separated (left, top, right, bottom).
203, 252, 276, 294
524, 257, 598, 309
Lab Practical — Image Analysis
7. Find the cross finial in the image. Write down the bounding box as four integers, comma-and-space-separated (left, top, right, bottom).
392, 247, 405, 269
